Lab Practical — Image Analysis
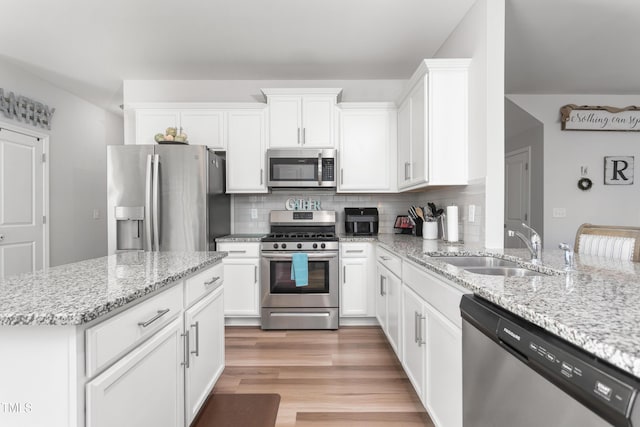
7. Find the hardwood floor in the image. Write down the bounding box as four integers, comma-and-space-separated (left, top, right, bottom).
212, 326, 433, 427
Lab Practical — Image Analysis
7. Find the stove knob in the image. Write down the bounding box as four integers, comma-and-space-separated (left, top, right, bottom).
321, 243, 326, 249
281, 243, 287, 249
313, 243, 318, 249
273, 243, 278, 249
297, 243, 302, 249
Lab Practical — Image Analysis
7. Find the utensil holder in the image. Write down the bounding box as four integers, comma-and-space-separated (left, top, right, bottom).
415, 220, 423, 237
423, 221, 438, 240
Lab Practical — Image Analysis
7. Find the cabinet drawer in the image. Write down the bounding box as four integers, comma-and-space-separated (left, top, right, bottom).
86, 284, 183, 377
403, 261, 465, 328
376, 245, 402, 277
218, 242, 260, 258
185, 262, 224, 308
340, 242, 370, 258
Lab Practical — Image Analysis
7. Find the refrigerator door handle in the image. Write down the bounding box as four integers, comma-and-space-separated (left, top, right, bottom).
152, 154, 160, 251
145, 154, 153, 251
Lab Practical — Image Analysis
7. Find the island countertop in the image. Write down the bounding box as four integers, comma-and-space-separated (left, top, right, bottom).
0, 251, 227, 326
374, 234, 640, 379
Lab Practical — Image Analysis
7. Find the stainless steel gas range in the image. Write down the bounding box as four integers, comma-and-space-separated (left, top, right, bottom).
260, 210, 339, 330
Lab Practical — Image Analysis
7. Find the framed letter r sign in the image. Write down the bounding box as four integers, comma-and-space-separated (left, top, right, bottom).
604, 156, 634, 185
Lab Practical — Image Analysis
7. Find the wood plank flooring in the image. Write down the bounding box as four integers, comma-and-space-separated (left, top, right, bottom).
211, 326, 433, 427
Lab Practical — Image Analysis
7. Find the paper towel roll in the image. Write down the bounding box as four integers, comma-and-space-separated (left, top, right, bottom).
446, 205, 459, 242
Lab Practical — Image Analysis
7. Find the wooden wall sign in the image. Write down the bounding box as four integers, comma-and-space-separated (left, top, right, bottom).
560, 105, 640, 131
604, 156, 634, 185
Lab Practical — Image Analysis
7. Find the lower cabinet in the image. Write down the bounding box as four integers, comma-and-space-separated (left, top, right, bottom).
184, 285, 225, 425
402, 260, 464, 427
86, 318, 185, 427
377, 263, 401, 355
340, 242, 375, 317
218, 242, 260, 317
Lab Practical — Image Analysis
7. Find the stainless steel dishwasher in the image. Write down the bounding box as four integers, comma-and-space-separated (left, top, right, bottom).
460, 295, 640, 427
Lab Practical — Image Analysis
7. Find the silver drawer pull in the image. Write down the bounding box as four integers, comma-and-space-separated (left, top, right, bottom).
379, 256, 391, 261
204, 276, 221, 287
190, 322, 200, 357
229, 250, 246, 254
346, 250, 364, 253
138, 309, 170, 328
181, 331, 190, 368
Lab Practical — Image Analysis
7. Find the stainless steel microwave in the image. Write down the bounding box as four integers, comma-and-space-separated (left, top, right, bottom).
267, 148, 337, 189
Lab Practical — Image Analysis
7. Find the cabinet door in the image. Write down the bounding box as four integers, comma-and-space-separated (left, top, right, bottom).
135, 110, 180, 145
302, 96, 335, 148
184, 286, 225, 425
340, 257, 368, 317
375, 264, 388, 331
385, 270, 402, 357
402, 285, 426, 402
86, 318, 184, 427
179, 110, 225, 149
226, 109, 267, 193
268, 96, 302, 148
223, 258, 260, 316
397, 100, 411, 189
426, 305, 462, 427
339, 108, 394, 192
409, 80, 427, 185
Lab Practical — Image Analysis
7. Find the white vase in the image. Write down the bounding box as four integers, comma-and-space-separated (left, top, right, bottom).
423, 221, 438, 239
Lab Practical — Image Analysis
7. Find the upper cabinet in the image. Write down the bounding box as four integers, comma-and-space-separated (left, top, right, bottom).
262, 88, 342, 148
338, 103, 397, 193
134, 108, 226, 149
397, 59, 470, 191
226, 108, 268, 193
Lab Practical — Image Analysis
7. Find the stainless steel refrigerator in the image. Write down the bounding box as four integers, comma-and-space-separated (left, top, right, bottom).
107, 145, 230, 254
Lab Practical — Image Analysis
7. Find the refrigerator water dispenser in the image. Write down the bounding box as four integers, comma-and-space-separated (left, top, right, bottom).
115, 206, 144, 251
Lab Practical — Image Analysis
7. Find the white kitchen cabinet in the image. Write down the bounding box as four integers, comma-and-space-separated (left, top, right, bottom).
226, 109, 268, 193
134, 109, 225, 149
376, 245, 402, 357
397, 59, 470, 191
218, 242, 261, 316
262, 88, 341, 148
86, 317, 185, 427
184, 284, 225, 425
340, 242, 375, 317
401, 284, 426, 402
338, 103, 397, 193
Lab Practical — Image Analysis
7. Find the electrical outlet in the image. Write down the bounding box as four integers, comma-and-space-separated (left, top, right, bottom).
92, 208, 100, 220
552, 208, 566, 218
251, 208, 258, 220
468, 204, 476, 223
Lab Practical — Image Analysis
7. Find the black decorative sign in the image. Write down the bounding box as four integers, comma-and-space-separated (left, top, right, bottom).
604, 156, 634, 185
0, 88, 55, 130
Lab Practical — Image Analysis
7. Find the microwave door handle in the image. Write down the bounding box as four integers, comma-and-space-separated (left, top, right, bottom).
318, 153, 322, 186
152, 154, 160, 251
145, 154, 153, 250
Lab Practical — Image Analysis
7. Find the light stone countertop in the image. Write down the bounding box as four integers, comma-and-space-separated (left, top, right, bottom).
216, 234, 266, 243
0, 251, 226, 326
374, 234, 640, 379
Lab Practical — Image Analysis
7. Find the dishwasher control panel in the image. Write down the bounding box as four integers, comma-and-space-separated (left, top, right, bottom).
497, 318, 636, 419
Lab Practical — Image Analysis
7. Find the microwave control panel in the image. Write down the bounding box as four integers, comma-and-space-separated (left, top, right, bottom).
322, 158, 335, 181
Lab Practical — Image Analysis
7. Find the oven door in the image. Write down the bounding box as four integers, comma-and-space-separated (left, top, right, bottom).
260, 251, 339, 308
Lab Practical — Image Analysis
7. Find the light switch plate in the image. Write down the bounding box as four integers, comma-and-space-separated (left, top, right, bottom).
92, 208, 100, 220
251, 208, 258, 220
552, 208, 566, 218
468, 204, 476, 223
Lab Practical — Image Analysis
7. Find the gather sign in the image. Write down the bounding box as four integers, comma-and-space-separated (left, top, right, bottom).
0, 88, 55, 130
560, 104, 640, 131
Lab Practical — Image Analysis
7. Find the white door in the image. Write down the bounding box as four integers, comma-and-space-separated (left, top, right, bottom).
402, 285, 426, 402
222, 258, 259, 316
385, 270, 401, 357
505, 148, 531, 248
341, 257, 368, 317
397, 99, 411, 189
375, 265, 388, 331
268, 97, 302, 148
134, 109, 180, 145
0, 127, 45, 279
179, 110, 225, 149
301, 96, 334, 147
226, 109, 267, 193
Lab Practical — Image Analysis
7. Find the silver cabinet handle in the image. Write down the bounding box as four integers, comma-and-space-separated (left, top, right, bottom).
380, 275, 386, 296
346, 249, 364, 253
204, 276, 221, 288
417, 314, 426, 346
302, 127, 306, 145
190, 322, 200, 357
254, 265, 258, 283
229, 250, 246, 254
297, 127, 301, 144
260, 168, 263, 185
181, 331, 190, 368
343, 266, 346, 284
404, 162, 409, 181
414, 311, 419, 344
144, 154, 153, 250
138, 309, 170, 327
379, 256, 391, 261
340, 168, 344, 185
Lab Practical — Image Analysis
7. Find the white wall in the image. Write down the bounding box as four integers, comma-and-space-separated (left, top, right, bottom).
433, 0, 506, 248
507, 94, 640, 248
0, 59, 123, 266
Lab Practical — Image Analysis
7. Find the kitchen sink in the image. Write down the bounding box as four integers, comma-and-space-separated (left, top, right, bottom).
431, 256, 520, 268
461, 266, 546, 277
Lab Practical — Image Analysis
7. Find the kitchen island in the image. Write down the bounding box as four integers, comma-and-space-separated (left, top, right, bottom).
0, 251, 226, 427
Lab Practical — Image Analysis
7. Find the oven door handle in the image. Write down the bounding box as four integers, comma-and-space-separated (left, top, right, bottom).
261, 252, 338, 261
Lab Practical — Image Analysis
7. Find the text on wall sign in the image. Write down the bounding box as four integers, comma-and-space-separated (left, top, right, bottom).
0, 88, 55, 130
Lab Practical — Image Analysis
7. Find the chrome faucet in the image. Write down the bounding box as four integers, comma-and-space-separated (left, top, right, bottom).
558, 243, 575, 270
507, 222, 542, 264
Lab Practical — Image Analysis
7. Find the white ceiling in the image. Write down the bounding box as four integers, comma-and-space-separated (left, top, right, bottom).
2, 0, 639, 112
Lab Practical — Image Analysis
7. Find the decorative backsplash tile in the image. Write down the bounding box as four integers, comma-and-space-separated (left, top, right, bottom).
232, 178, 486, 243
